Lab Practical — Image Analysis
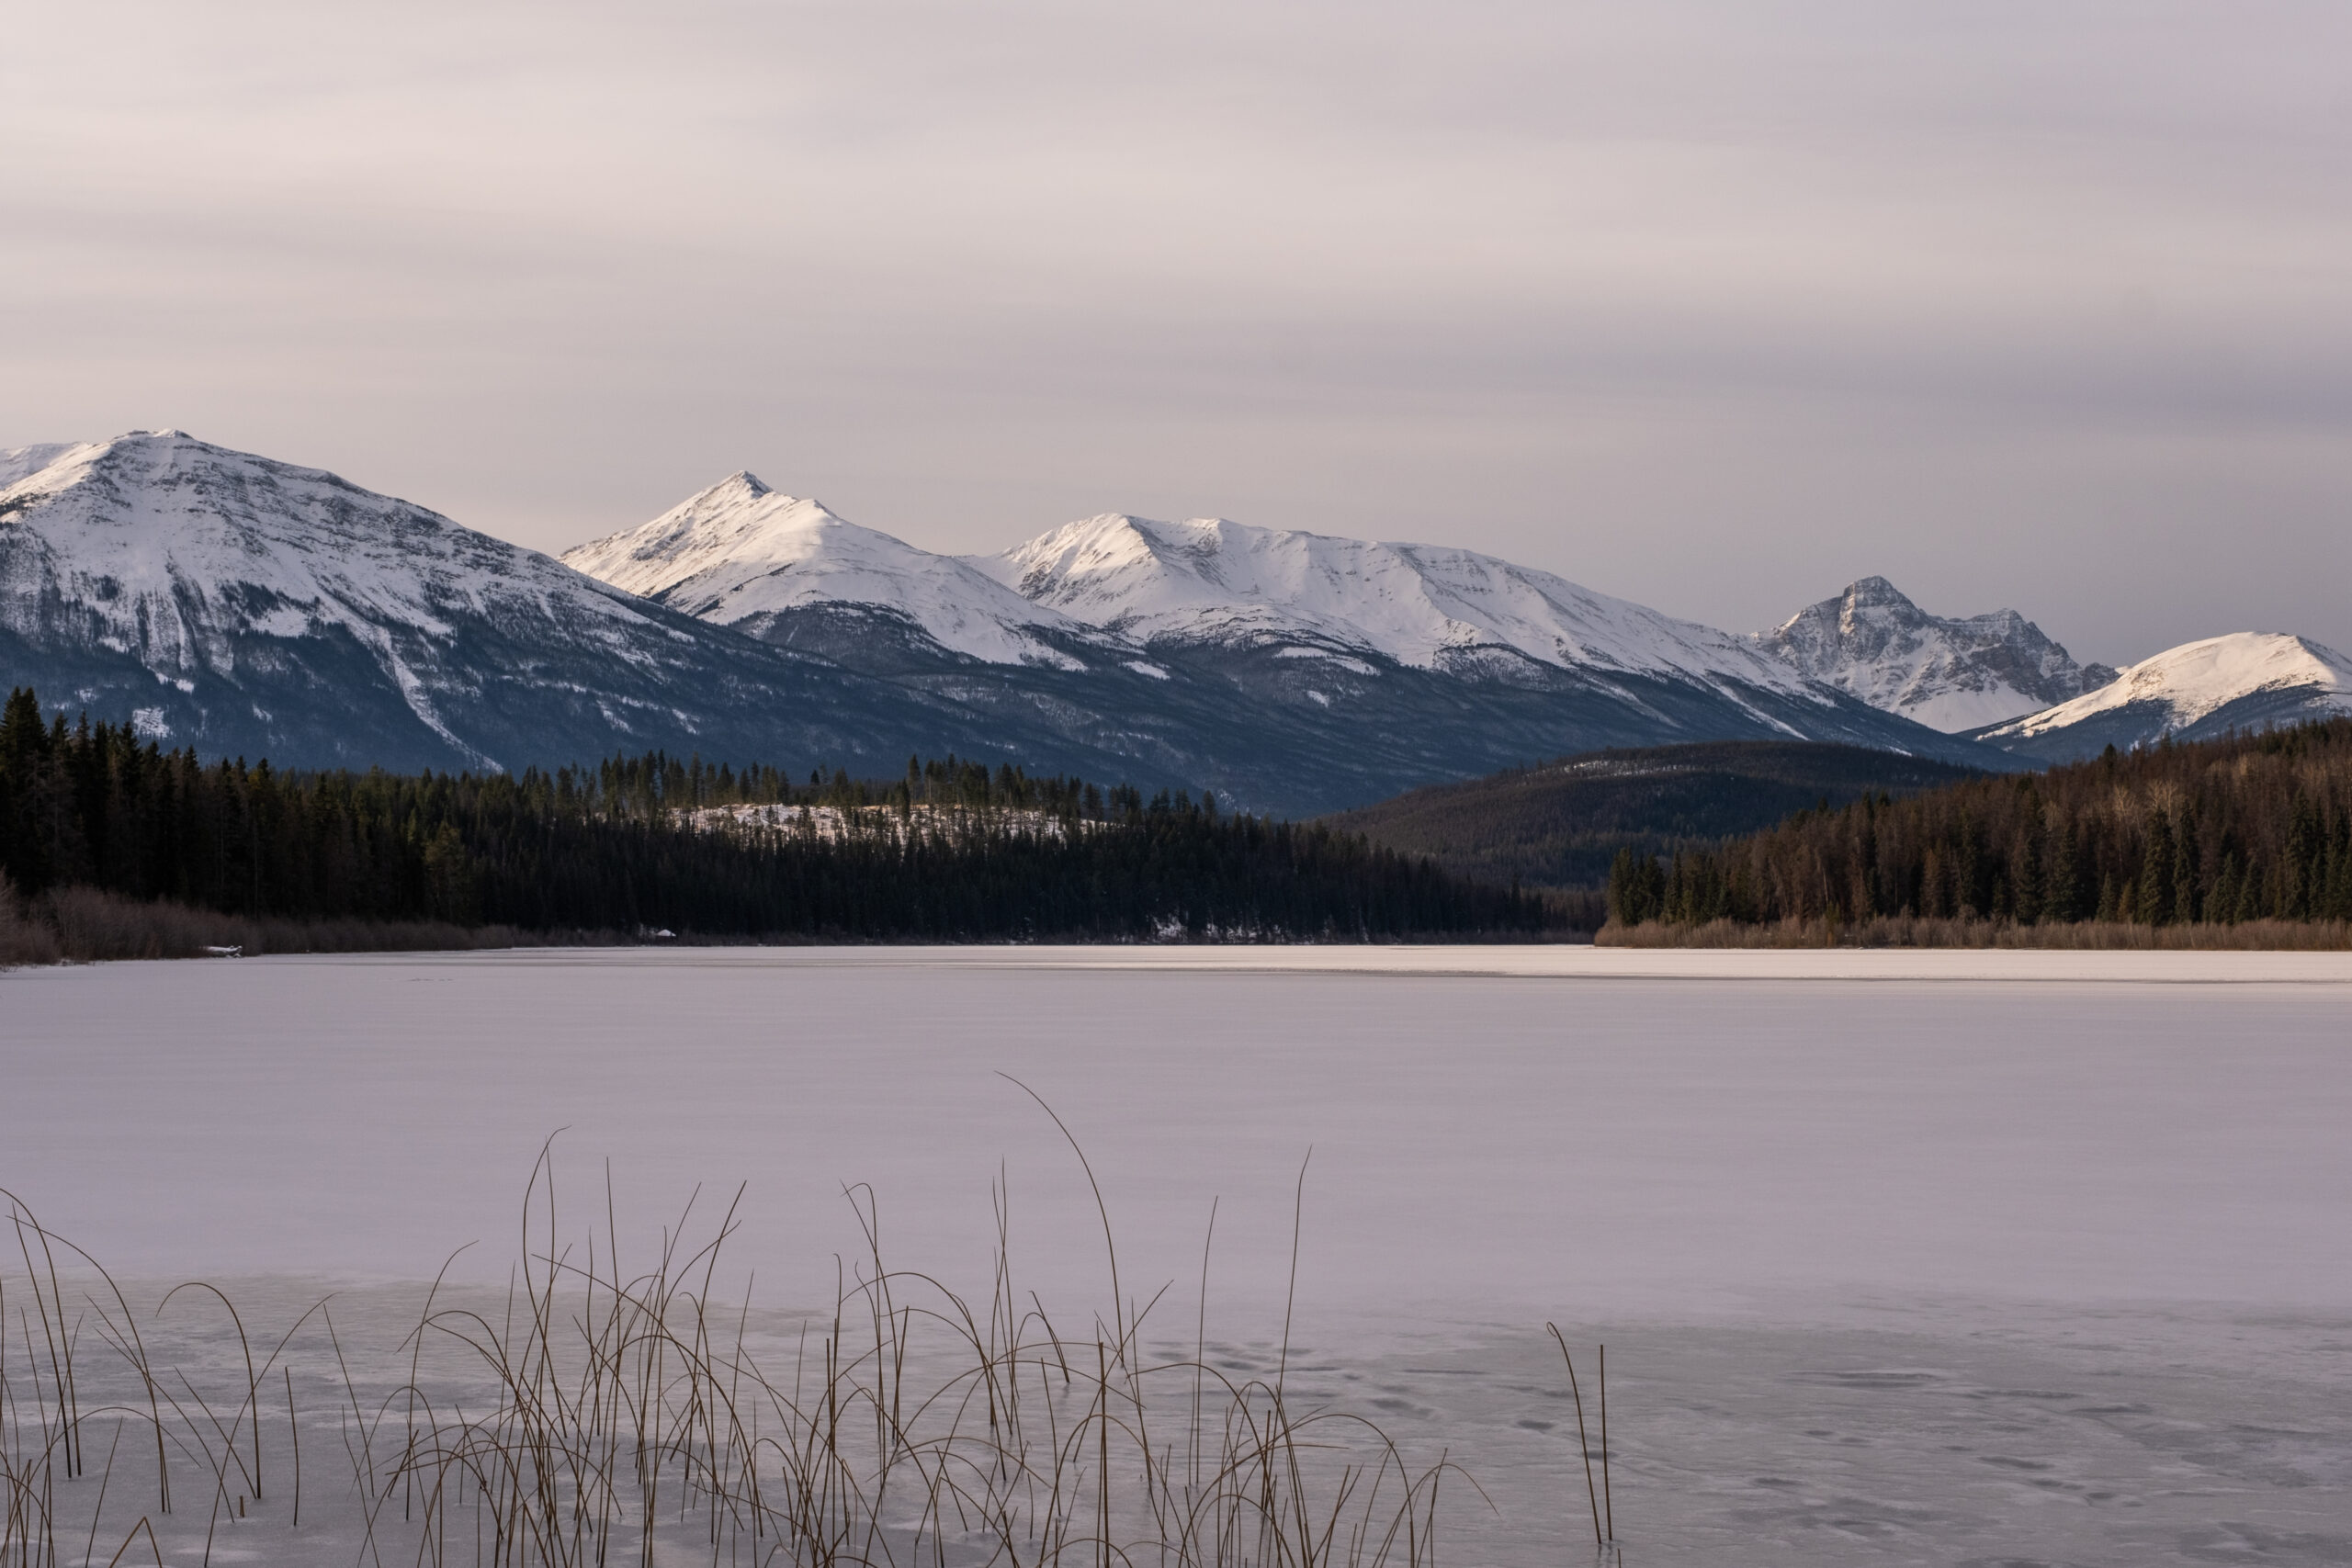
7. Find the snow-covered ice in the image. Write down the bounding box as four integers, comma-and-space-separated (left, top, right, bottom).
3, 947, 2346, 1564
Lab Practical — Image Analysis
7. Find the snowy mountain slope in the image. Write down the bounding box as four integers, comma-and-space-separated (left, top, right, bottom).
1757, 576, 2116, 733
560, 474, 1105, 671
1, 444, 74, 489
558, 491, 2011, 805
0, 433, 1125, 776
1974, 633, 2352, 761
978, 513, 1827, 696
3, 434, 2015, 813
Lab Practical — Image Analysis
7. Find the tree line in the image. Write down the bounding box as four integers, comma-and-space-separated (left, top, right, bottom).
0, 687, 1551, 942
1607, 719, 2352, 930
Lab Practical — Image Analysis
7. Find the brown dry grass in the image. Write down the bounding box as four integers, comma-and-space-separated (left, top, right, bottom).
1597, 915, 2352, 950
0, 881, 539, 965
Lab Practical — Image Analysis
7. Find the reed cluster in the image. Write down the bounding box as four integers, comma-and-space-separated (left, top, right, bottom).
2, 1145, 1476, 1567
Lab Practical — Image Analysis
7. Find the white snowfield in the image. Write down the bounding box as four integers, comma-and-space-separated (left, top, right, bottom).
1984, 631, 2352, 740
561, 473, 1100, 670
1757, 575, 2114, 734
974, 512, 1825, 694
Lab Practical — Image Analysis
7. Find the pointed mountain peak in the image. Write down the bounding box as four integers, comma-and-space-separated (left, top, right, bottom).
562, 475, 1100, 669
1761, 577, 2109, 732
674, 468, 782, 511
1842, 575, 1917, 611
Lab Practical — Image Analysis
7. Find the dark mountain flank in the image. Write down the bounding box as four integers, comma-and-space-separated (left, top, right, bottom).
1325, 740, 1986, 895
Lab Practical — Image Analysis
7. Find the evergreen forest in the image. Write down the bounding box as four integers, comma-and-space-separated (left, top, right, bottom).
0, 686, 1550, 943
1328, 739, 1983, 897
1606, 719, 2352, 931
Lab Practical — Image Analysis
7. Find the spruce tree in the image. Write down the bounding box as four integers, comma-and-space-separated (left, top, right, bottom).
2171, 810, 2201, 926
2137, 811, 2174, 926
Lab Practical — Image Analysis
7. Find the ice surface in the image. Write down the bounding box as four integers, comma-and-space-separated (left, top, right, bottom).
3, 947, 2346, 1564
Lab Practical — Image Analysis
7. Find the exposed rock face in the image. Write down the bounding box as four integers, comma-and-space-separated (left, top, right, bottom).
1757, 576, 2118, 734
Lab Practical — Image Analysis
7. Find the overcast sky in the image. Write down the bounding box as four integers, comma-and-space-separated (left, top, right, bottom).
5, 0, 2347, 664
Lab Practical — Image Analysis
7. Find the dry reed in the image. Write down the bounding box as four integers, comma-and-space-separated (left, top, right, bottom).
0, 1140, 1498, 1567
1597, 914, 2352, 950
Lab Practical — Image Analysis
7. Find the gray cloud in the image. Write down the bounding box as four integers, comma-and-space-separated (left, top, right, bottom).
4, 0, 2346, 665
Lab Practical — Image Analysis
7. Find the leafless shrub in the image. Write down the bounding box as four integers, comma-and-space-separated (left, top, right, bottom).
1, 882, 552, 965
0, 879, 62, 965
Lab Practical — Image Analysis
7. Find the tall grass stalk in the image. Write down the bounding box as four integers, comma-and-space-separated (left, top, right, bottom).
2, 1159, 1476, 1567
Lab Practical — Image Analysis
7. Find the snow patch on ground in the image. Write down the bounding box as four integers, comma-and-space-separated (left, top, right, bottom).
680, 802, 1099, 840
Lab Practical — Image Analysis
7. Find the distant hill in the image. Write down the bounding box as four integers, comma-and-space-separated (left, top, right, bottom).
1604, 718, 2352, 933
1323, 740, 1986, 897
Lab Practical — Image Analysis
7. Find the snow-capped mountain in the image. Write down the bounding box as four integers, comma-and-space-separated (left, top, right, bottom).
558, 487, 2001, 807
561, 474, 1105, 671
73, 432, 2352, 815
1757, 576, 2117, 733
1974, 633, 2352, 761
978, 513, 1829, 700
0, 433, 1119, 775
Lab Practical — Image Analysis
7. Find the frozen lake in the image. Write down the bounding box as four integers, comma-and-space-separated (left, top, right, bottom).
4, 945, 2348, 1564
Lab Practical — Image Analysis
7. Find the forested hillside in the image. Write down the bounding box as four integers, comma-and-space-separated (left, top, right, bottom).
0, 686, 1548, 944
1606, 720, 2352, 933
1326, 740, 1984, 894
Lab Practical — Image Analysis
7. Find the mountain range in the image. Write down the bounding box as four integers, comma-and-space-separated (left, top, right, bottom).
6, 431, 2347, 816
